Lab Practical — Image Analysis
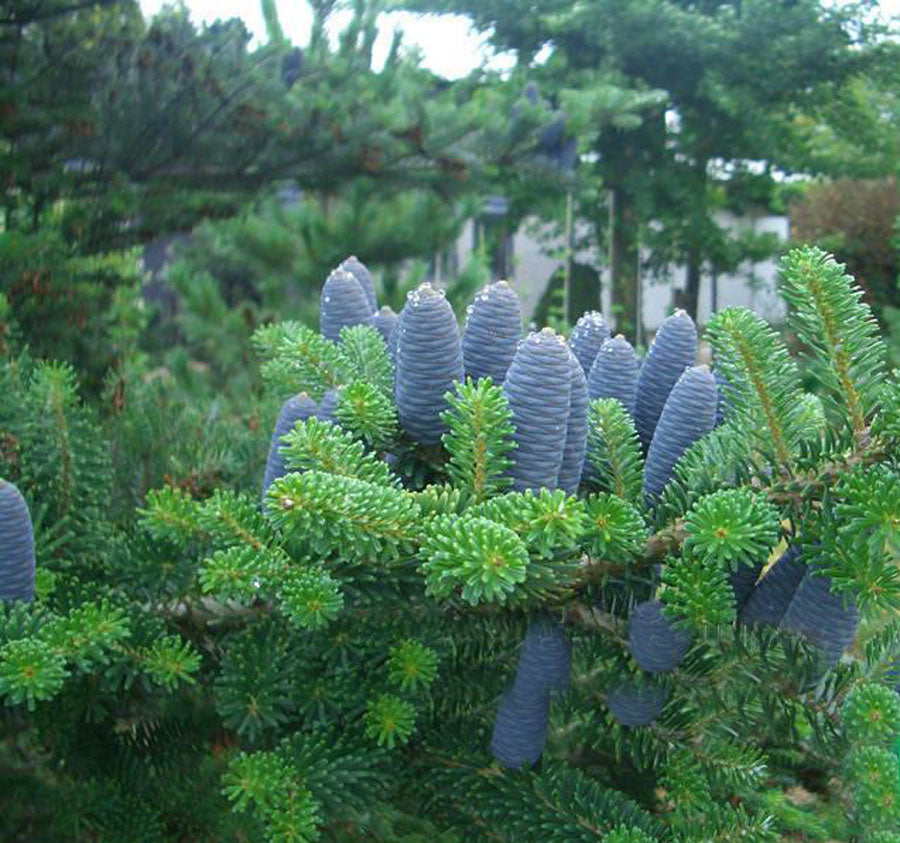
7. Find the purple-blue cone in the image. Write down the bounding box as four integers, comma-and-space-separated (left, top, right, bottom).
261, 393, 319, 500
320, 267, 373, 343
502, 329, 572, 492
779, 567, 859, 670
628, 600, 692, 674
588, 334, 639, 416
394, 284, 464, 446
557, 351, 588, 494
740, 546, 807, 628
461, 281, 522, 385
368, 306, 398, 344
729, 563, 762, 613
317, 388, 339, 424
513, 615, 572, 695
340, 255, 378, 313
0, 480, 35, 602
607, 679, 667, 727
634, 310, 697, 449
643, 365, 717, 504
490, 683, 549, 769
568, 311, 610, 378
388, 305, 406, 369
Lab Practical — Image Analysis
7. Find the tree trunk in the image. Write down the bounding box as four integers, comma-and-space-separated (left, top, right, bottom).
609, 185, 640, 344
682, 244, 702, 321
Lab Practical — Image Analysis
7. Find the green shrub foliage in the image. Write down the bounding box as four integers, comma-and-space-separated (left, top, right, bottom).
3, 247, 900, 840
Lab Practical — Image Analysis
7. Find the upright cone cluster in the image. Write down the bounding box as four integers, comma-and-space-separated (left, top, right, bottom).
0, 480, 35, 603
461, 280, 522, 385
394, 284, 464, 446
491, 615, 571, 769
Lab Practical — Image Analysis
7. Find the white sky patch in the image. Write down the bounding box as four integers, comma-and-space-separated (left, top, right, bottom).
137, 1, 518, 78
138, 1, 899, 78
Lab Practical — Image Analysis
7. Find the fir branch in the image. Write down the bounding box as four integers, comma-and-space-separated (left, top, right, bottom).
441, 377, 515, 504
705, 308, 804, 474
780, 247, 885, 441
586, 398, 644, 507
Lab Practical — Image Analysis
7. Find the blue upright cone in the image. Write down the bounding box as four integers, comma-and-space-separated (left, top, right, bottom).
779, 567, 859, 671
340, 255, 378, 313
588, 334, 639, 416
643, 365, 717, 504
320, 267, 373, 343
368, 306, 398, 344
557, 350, 588, 494
568, 311, 610, 378
628, 600, 692, 674
394, 284, 464, 446
502, 329, 572, 492
461, 280, 522, 385
740, 546, 807, 628
729, 563, 762, 613
634, 310, 697, 449
607, 678, 667, 727
514, 615, 572, 696
261, 393, 319, 500
490, 684, 549, 769
0, 480, 35, 603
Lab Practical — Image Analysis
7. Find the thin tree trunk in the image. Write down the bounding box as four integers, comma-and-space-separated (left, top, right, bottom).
682, 244, 702, 321
609, 185, 640, 344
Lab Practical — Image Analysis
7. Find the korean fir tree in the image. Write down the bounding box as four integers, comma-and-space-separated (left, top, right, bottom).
135, 247, 900, 841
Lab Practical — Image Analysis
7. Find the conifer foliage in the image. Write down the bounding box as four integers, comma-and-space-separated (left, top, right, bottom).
4, 248, 900, 840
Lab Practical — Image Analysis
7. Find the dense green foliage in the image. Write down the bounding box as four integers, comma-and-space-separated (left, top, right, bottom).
3, 247, 896, 839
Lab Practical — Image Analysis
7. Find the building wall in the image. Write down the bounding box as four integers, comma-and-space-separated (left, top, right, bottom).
455, 210, 790, 332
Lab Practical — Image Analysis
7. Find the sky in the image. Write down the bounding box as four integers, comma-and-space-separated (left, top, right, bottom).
137, 0, 900, 80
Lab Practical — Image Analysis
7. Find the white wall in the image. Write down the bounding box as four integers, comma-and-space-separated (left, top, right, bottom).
451, 210, 790, 332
